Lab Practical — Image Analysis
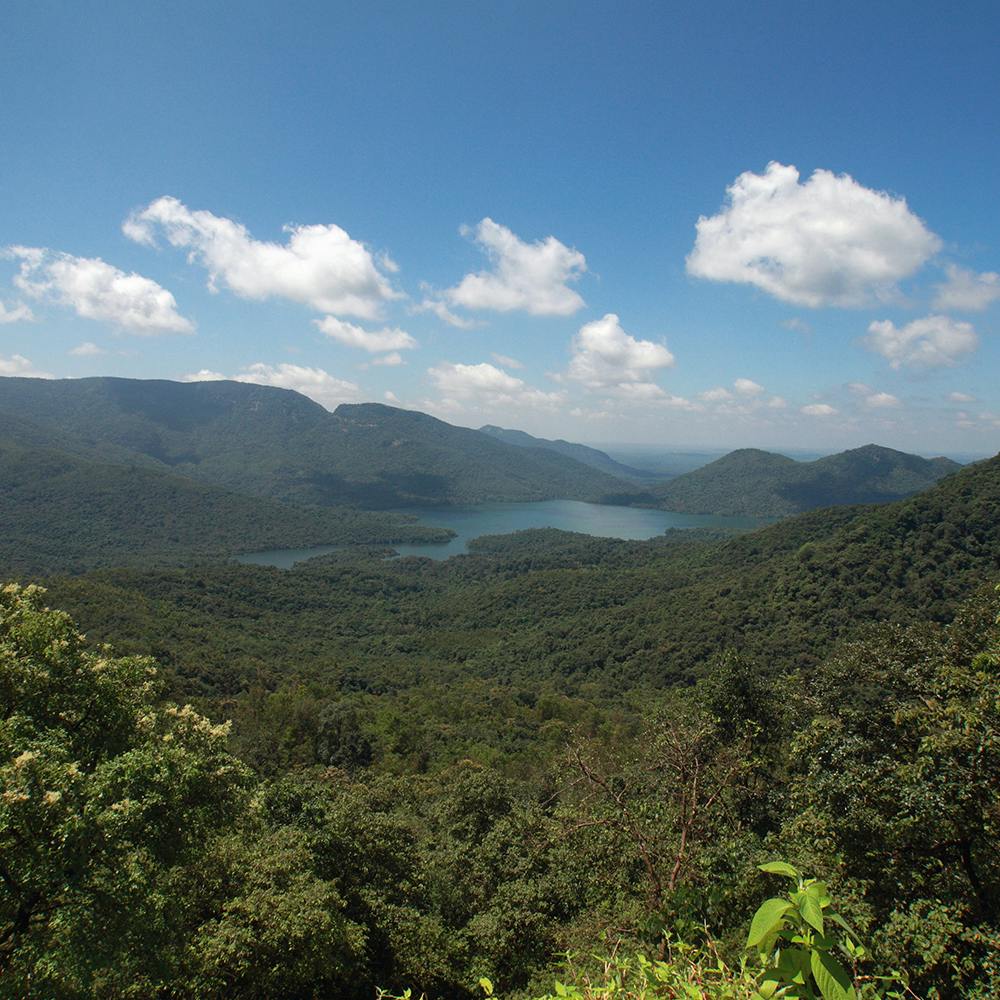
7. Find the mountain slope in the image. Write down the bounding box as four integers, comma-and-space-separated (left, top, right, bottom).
478, 424, 657, 481
39, 453, 1000, 702
651, 444, 960, 516
0, 437, 450, 575
0, 377, 631, 507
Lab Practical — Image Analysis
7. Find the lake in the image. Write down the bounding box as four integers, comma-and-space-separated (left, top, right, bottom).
236, 499, 763, 568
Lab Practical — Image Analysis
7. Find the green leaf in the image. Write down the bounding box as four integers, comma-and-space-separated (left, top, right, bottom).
759, 861, 800, 879
479, 977, 494, 997
827, 910, 858, 939
755, 980, 778, 999
799, 894, 825, 935
747, 897, 795, 947
811, 949, 854, 1000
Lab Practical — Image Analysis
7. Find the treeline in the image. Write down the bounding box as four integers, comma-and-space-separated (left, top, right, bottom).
0, 439, 452, 576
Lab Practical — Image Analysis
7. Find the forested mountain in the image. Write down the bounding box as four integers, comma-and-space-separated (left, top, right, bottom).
0, 437, 450, 576
5, 451, 998, 999
0, 377, 630, 507
650, 443, 961, 516
479, 424, 657, 481
40, 452, 1000, 701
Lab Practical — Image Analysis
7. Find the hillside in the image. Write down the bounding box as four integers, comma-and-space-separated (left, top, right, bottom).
478, 424, 657, 481
40, 452, 1000, 700
0, 377, 631, 507
16, 448, 1000, 1000
650, 444, 961, 516
0, 436, 450, 575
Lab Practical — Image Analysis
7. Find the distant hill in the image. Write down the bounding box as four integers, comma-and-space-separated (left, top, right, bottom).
0, 435, 450, 575
0, 377, 631, 507
650, 444, 961, 517
478, 424, 657, 481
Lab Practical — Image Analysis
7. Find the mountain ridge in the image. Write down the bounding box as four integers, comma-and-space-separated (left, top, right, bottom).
649, 443, 961, 517
478, 424, 659, 481
0, 377, 631, 508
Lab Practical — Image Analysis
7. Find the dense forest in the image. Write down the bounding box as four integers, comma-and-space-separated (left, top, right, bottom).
0, 379, 629, 507
647, 445, 961, 518
2, 435, 999, 997
0, 437, 451, 576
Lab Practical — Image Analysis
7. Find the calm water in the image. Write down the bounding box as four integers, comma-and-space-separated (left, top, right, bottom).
236, 500, 763, 568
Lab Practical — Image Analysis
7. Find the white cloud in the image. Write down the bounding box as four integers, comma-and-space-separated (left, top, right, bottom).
491, 352, 523, 369
767, 396, 787, 409
847, 381, 901, 408
948, 391, 976, 403
801, 403, 837, 416
699, 386, 733, 402
428, 360, 564, 409
314, 316, 416, 353
8, 246, 192, 334
566, 313, 674, 390
865, 314, 978, 368
443, 218, 586, 316
69, 341, 104, 357
865, 391, 901, 408
0, 353, 52, 378
687, 162, 941, 307
932, 264, 1000, 312
415, 297, 479, 329
182, 362, 360, 410
733, 377, 764, 396
371, 351, 405, 367
0, 300, 34, 325
384, 390, 400, 403
606, 381, 669, 401
125, 196, 400, 319
699, 378, 766, 404
569, 406, 611, 420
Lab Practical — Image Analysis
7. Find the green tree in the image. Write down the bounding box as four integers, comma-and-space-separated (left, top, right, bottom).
0, 584, 249, 995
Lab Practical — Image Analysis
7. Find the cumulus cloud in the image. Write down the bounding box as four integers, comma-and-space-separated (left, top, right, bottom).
491, 353, 523, 369
847, 381, 900, 408
182, 362, 360, 410
0, 300, 34, 325
601, 382, 696, 408
699, 386, 733, 402
865, 391, 901, 408
125, 196, 400, 319
428, 360, 563, 409
69, 341, 104, 357
699, 378, 766, 403
8, 247, 192, 333
442, 218, 586, 316
801, 403, 837, 416
314, 316, 416, 353
865, 314, 978, 368
0, 353, 52, 378
733, 377, 764, 396
371, 352, 404, 367
687, 162, 941, 307
415, 297, 479, 329
566, 314, 674, 392
932, 264, 1000, 312
948, 391, 976, 403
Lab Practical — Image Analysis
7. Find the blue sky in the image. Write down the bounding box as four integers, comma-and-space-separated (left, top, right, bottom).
2, 0, 999, 455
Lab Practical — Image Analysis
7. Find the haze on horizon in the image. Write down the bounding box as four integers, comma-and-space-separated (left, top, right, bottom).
2, 1, 998, 456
